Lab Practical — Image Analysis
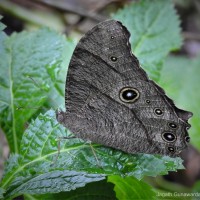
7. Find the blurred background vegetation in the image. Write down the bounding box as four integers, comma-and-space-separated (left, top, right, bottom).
0, 0, 200, 199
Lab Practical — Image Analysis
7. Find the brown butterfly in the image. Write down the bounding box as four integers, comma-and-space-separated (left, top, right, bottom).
57, 20, 193, 156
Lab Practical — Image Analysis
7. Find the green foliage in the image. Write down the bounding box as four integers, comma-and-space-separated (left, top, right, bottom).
32, 180, 116, 200
0, 188, 5, 199
0, 27, 75, 153
193, 181, 200, 195
159, 56, 200, 150
0, 110, 183, 199
113, 0, 182, 81
108, 175, 156, 199
0, 0, 192, 199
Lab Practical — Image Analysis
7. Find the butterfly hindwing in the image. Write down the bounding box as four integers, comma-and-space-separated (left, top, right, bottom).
57, 20, 192, 156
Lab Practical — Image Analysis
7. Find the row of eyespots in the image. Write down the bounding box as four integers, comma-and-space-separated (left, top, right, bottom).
118, 87, 165, 116
115, 73, 190, 154
162, 122, 190, 140
111, 53, 169, 119
119, 90, 168, 118
162, 122, 177, 151
153, 109, 190, 152
118, 88, 181, 136
110, 36, 117, 61
165, 135, 190, 153
118, 87, 186, 131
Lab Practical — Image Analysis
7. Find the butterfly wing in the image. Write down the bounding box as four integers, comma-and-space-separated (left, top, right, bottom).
57, 20, 192, 156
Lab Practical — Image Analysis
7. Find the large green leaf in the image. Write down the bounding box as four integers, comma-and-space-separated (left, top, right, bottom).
0, 110, 184, 198
108, 175, 156, 200
113, 0, 182, 81
32, 180, 116, 200
0, 27, 75, 153
8, 170, 105, 199
159, 56, 200, 150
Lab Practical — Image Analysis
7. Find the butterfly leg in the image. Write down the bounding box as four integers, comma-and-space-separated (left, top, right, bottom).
84, 140, 102, 168
51, 135, 76, 166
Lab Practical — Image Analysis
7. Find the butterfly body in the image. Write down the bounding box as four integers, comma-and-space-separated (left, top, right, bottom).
57, 20, 192, 156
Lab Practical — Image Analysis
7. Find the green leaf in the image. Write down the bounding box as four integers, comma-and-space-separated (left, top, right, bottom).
0, 28, 75, 153
113, 0, 182, 81
8, 171, 105, 198
192, 180, 200, 199
159, 56, 200, 150
0, 110, 184, 198
0, 16, 6, 31
0, 187, 5, 199
108, 175, 156, 200
33, 180, 116, 200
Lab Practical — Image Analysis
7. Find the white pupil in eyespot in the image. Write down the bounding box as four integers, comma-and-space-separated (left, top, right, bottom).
122, 90, 137, 100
